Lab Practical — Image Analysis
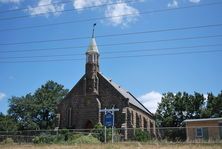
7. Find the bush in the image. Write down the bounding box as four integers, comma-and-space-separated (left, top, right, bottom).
1, 138, 14, 144
32, 133, 66, 144
58, 129, 70, 141
91, 123, 113, 142
134, 129, 151, 142
32, 134, 56, 144
32, 131, 100, 144
68, 133, 84, 141
68, 134, 100, 144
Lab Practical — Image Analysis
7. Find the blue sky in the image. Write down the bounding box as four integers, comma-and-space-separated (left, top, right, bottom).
0, 0, 222, 114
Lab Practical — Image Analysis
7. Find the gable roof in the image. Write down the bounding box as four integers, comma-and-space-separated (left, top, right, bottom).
99, 73, 153, 117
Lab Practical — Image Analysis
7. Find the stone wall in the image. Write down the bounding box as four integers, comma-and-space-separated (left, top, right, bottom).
57, 72, 155, 140
125, 105, 156, 139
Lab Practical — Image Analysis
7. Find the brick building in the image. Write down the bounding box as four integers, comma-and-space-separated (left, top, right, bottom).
57, 29, 155, 139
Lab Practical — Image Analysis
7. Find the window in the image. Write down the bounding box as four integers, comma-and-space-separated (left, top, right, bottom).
87, 55, 92, 63
131, 111, 134, 125
219, 123, 222, 139
196, 128, 203, 138
67, 107, 72, 128
92, 55, 95, 63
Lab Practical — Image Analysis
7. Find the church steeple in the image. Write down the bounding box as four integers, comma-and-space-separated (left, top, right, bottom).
86, 23, 99, 65
85, 24, 99, 95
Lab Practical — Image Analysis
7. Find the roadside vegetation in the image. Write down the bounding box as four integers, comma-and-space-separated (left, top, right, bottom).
0, 142, 222, 149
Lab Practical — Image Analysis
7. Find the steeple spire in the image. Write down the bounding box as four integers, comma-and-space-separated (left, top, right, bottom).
87, 23, 99, 54
92, 23, 96, 38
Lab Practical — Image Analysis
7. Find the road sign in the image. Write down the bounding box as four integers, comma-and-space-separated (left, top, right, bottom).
104, 112, 113, 127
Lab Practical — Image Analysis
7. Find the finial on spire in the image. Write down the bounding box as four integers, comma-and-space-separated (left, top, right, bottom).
92, 23, 96, 38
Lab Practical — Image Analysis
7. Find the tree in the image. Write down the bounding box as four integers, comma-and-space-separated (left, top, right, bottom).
156, 92, 205, 128
8, 80, 68, 130
205, 91, 222, 118
155, 92, 205, 141
156, 92, 175, 128
0, 113, 18, 131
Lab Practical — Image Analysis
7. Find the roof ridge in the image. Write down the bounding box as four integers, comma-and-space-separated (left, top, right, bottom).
127, 91, 153, 116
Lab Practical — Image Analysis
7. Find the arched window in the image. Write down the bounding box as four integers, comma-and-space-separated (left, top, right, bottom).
87, 55, 92, 63
95, 76, 99, 92
144, 118, 148, 131
92, 54, 98, 63
92, 54, 95, 63
131, 111, 134, 125
67, 107, 72, 128
136, 113, 140, 128
150, 121, 154, 135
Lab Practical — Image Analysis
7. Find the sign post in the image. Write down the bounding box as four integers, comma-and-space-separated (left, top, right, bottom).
99, 106, 119, 143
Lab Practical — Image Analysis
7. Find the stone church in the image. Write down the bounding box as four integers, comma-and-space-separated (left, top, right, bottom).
57, 28, 156, 139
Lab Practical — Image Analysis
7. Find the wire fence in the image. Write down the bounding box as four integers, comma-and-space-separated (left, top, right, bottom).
0, 126, 222, 144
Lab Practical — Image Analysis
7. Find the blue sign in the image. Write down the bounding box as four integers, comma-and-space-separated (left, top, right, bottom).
104, 112, 113, 127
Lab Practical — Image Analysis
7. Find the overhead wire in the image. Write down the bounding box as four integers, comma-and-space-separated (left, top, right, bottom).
0, 1, 222, 32
0, 49, 221, 64
0, 23, 222, 46
1, 34, 222, 53
103, 49, 222, 59
1, 43, 222, 59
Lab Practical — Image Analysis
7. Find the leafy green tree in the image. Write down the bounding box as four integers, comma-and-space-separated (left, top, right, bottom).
205, 91, 222, 118
8, 94, 38, 130
156, 92, 175, 127
188, 92, 205, 119
156, 92, 205, 128
33, 81, 69, 129
8, 81, 68, 130
0, 113, 18, 131
155, 92, 205, 141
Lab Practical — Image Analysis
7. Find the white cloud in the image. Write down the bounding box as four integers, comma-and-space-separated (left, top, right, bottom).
168, 0, 178, 8
138, 91, 162, 113
0, 0, 22, 3
189, 0, 200, 3
72, 0, 140, 27
0, 92, 6, 101
28, 0, 65, 17
73, 0, 108, 9
105, 0, 139, 27
203, 94, 208, 99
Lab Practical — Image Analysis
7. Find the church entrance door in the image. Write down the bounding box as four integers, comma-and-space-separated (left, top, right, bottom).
84, 120, 93, 129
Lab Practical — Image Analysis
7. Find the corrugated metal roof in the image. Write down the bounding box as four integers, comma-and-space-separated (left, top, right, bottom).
184, 117, 222, 122
100, 73, 153, 116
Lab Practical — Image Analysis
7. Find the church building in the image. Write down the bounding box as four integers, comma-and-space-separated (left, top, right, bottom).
57, 27, 156, 139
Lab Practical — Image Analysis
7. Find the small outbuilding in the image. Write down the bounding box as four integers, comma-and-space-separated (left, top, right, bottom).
184, 118, 222, 141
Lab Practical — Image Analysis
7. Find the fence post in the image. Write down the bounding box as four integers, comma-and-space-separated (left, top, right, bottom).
104, 126, 106, 143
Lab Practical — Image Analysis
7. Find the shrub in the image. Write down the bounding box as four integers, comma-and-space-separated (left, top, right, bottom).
68, 133, 84, 141
32, 128, 101, 144
68, 134, 100, 144
134, 129, 151, 142
91, 123, 113, 142
58, 129, 70, 141
1, 138, 14, 144
32, 134, 59, 144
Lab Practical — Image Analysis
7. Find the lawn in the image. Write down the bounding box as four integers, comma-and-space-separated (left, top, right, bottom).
0, 143, 222, 149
